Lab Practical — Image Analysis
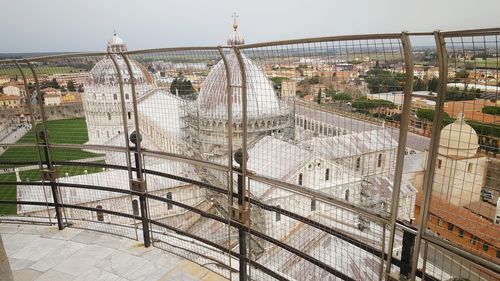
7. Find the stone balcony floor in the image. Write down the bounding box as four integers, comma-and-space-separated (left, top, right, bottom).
0, 224, 227, 281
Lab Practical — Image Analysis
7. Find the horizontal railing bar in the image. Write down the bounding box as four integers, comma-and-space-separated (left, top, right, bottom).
0, 143, 39, 148
440, 27, 500, 37
406, 32, 436, 36
123, 46, 223, 55
237, 33, 404, 49
141, 149, 229, 172
49, 143, 129, 153
422, 233, 500, 275
0, 51, 108, 64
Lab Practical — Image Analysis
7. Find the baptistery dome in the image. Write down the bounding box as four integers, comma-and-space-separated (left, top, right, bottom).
89, 57, 153, 85
83, 33, 154, 146
89, 33, 153, 85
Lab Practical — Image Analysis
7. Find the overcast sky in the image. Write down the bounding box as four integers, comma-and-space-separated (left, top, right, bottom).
1, 0, 499, 53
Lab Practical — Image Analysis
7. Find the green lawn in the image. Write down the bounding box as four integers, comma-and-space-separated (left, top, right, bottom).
0, 66, 84, 77
0, 118, 100, 163
0, 118, 105, 214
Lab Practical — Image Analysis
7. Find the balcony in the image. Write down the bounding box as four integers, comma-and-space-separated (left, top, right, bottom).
0, 28, 499, 281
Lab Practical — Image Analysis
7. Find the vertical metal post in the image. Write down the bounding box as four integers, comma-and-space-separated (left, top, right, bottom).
234, 149, 247, 281
25, 60, 65, 230
14, 61, 52, 222
108, 54, 134, 180
108, 54, 145, 243
218, 46, 235, 279
400, 222, 416, 278
121, 54, 144, 176
379, 223, 386, 281
385, 32, 414, 278
130, 132, 150, 247
38, 131, 64, 230
410, 31, 448, 281
121, 54, 151, 247
233, 46, 248, 281
14, 61, 43, 169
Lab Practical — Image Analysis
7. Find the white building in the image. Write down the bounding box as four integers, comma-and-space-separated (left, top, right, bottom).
83, 32, 155, 145
433, 112, 487, 206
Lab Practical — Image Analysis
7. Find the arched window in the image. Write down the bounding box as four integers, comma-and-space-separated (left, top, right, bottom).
96, 205, 104, 221
304, 120, 307, 130
132, 199, 140, 216
276, 205, 281, 221
113, 93, 117, 100
128, 111, 131, 120
298, 173, 303, 185
97, 130, 100, 138
311, 199, 316, 211
166, 192, 173, 210
125, 93, 129, 100
107, 112, 111, 121
325, 168, 330, 181
355, 157, 361, 171
377, 153, 383, 168
345, 189, 350, 201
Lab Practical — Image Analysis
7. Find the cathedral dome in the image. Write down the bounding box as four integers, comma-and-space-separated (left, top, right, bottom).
197, 24, 287, 120
439, 112, 479, 158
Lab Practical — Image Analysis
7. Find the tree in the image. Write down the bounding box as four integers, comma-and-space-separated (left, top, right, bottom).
333, 93, 352, 101
455, 69, 470, 91
428, 77, 439, 92
352, 96, 395, 113
67, 80, 76, 92
365, 68, 404, 93
446, 87, 476, 101
170, 76, 195, 96
482, 106, 500, 116
332, 92, 352, 107
413, 77, 426, 91
416, 109, 454, 125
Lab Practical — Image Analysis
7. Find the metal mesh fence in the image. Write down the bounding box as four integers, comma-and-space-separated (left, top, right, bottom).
0, 28, 499, 281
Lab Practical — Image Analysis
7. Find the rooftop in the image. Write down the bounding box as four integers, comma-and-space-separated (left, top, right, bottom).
1, 224, 226, 281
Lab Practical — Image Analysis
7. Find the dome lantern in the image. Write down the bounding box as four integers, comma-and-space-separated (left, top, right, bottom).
107, 31, 128, 53
227, 13, 245, 46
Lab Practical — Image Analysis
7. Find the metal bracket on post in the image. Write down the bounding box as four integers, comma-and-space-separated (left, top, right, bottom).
230, 203, 250, 225
130, 179, 147, 193
41, 169, 58, 182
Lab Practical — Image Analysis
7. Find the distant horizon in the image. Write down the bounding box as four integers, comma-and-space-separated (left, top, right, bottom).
1, 0, 499, 53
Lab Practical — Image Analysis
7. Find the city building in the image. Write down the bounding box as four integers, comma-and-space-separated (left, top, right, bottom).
0, 95, 21, 108
433, 112, 487, 206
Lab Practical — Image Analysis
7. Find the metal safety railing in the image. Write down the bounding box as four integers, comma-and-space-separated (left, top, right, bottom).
0, 28, 499, 281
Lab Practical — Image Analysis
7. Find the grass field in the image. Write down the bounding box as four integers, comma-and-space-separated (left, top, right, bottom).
0, 66, 84, 77
0, 118, 99, 163
0, 118, 104, 214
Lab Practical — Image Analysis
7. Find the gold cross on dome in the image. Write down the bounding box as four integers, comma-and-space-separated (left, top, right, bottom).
231, 12, 239, 30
